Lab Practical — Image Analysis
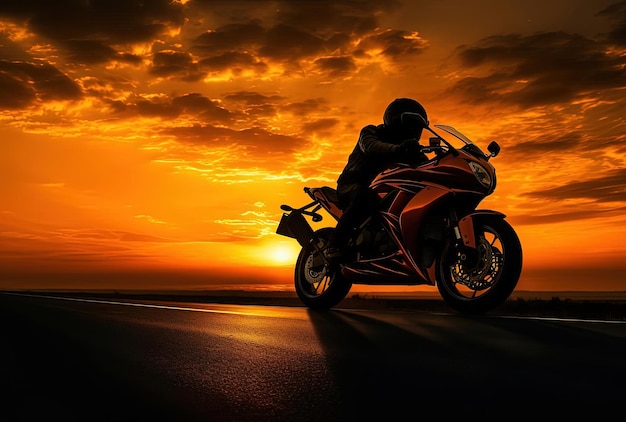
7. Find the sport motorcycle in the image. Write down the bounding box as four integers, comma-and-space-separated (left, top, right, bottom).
276, 113, 522, 314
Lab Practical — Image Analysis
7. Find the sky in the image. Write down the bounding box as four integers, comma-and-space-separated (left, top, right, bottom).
1, 0, 625, 293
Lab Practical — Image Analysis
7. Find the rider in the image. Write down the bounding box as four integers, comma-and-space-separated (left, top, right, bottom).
326, 97, 429, 260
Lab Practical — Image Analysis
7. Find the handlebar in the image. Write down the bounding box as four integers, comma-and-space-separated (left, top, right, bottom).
419, 146, 442, 154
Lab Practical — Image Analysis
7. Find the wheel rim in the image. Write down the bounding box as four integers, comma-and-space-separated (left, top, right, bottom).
447, 225, 504, 299
297, 242, 335, 299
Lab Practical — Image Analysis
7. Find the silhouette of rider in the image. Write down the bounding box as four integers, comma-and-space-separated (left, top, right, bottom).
326, 98, 429, 260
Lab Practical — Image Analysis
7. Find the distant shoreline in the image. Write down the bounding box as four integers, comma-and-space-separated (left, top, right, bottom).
6, 289, 626, 301
5, 289, 626, 321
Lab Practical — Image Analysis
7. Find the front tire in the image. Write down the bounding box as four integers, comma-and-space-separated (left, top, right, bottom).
437, 216, 522, 314
294, 228, 352, 309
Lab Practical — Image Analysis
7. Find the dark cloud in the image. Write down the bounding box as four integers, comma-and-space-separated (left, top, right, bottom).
258, 23, 328, 61
0, 0, 184, 62
357, 29, 428, 57
108, 92, 231, 122
0, 71, 36, 108
597, 1, 626, 46
0, 60, 82, 108
512, 206, 626, 225
199, 51, 268, 75
189, 0, 397, 37
222, 91, 285, 105
507, 132, 583, 155
448, 29, 626, 107
192, 21, 266, 55
63, 40, 142, 65
164, 124, 307, 155
271, 0, 393, 35
190, 1, 424, 78
283, 98, 329, 115
0, 0, 185, 83
301, 118, 340, 134
193, 21, 331, 63
150, 50, 203, 81
313, 56, 356, 77
0, 0, 425, 83
523, 168, 626, 203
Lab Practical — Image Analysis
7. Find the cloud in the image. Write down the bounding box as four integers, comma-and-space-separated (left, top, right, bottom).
64, 40, 142, 65
506, 132, 583, 155
282, 98, 329, 115
199, 51, 268, 75
447, 29, 626, 108
189, 0, 396, 38
0, 60, 82, 108
192, 20, 267, 55
301, 118, 340, 134
313, 56, 356, 77
222, 91, 286, 105
0, 0, 184, 63
597, 1, 626, 46
356, 29, 428, 58
150, 50, 203, 81
164, 124, 307, 155
107, 92, 231, 122
0, 0, 428, 101
188, 1, 425, 79
512, 206, 626, 225
523, 168, 626, 203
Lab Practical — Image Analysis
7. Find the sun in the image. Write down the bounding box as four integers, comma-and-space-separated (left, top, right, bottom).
269, 242, 301, 265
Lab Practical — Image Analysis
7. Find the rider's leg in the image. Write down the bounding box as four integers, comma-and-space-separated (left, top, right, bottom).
327, 184, 379, 258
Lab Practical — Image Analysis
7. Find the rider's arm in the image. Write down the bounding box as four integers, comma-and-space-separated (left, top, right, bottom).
357, 125, 400, 156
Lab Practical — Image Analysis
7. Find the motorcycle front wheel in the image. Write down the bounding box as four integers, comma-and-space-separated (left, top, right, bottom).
294, 228, 352, 309
437, 216, 523, 314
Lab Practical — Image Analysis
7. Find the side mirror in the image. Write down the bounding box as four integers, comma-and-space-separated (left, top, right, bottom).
400, 112, 429, 129
487, 141, 500, 157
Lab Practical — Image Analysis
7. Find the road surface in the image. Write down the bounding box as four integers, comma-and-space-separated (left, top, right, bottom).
2, 292, 625, 420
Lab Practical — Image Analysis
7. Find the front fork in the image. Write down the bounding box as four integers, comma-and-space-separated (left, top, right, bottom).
450, 210, 506, 265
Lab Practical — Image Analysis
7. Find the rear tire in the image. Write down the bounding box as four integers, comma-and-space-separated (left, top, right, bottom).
294, 228, 352, 309
437, 216, 522, 314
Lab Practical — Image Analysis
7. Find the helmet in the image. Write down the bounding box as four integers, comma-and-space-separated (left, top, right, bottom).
383, 98, 428, 137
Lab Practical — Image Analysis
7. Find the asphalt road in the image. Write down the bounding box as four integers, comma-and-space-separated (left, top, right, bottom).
2, 292, 626, 421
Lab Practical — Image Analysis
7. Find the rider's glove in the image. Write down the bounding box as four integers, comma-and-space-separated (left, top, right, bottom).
398, 139, 421, 155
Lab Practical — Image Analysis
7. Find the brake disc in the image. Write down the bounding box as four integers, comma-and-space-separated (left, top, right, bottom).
304, 254, 326, 284
452, 237, 495, 290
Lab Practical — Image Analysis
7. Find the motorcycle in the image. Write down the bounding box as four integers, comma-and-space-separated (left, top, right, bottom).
276, 113, 522, 314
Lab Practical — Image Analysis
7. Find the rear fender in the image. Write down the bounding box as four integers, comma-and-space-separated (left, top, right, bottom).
457, 210, 506, 249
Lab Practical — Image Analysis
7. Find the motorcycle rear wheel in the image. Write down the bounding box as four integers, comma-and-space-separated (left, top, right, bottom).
437, 216, 522, 314
294, 228, 352, 309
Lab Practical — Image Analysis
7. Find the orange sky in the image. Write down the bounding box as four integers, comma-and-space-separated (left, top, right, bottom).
1, 0, 625, 293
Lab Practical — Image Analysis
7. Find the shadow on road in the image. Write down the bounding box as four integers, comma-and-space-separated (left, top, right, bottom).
306, 307, 626, 418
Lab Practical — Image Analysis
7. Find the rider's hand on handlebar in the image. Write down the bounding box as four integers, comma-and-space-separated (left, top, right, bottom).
398, 139, 421, 155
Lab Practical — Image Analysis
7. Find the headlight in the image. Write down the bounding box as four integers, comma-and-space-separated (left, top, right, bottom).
468, 161, 492, 188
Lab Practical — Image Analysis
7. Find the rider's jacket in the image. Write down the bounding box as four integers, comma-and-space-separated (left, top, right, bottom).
336, 124, 426, 189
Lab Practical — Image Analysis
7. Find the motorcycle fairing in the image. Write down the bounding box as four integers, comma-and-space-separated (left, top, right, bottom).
341, 208, 433, 285
340, 251, 433, 285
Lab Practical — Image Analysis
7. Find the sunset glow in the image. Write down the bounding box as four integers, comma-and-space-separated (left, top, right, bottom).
1, 1, 625, 292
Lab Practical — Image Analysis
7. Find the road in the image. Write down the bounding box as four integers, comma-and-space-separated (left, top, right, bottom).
2, 292, 625, 421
